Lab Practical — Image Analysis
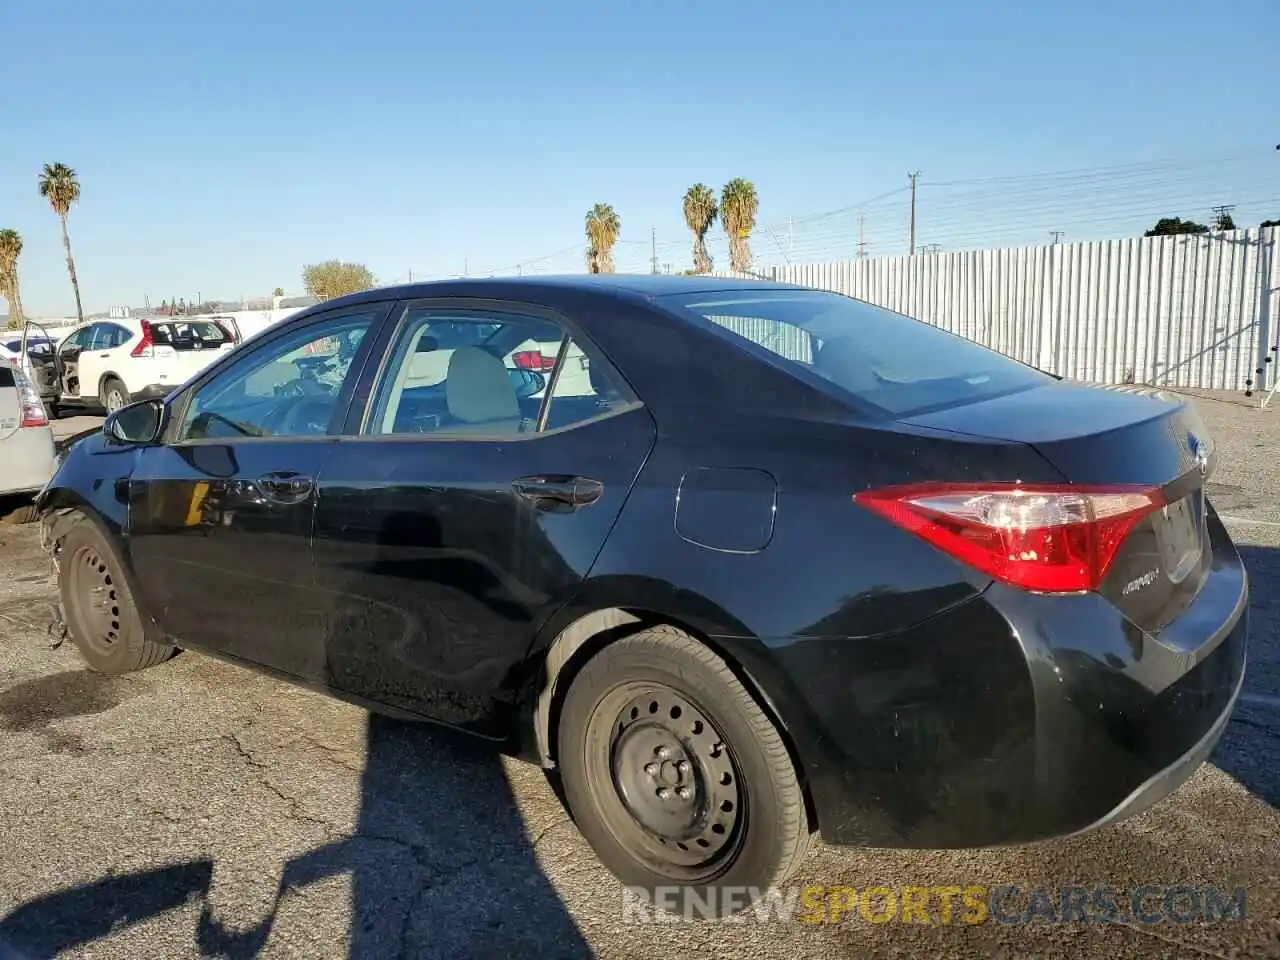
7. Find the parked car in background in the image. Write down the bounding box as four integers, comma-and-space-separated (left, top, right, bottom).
0, 357, 56, 521
50, 317, 238, 415
39, 276, 1247, 915
0, 333, 54, 361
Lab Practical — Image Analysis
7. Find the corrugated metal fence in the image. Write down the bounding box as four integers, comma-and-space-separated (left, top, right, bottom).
716, 227, 1280, 391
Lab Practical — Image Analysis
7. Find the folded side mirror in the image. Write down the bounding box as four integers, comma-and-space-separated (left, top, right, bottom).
105, 398, 166, 446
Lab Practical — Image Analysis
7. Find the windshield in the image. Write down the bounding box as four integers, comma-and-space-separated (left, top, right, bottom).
666, 289, 1051, 417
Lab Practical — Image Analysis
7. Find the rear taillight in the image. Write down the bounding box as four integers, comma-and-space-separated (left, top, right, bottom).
512, 350, 556, 372
854, 482, 1166, 593
214, 320, 238, 344
131, 321, 155, 358
13, 367, 47, 428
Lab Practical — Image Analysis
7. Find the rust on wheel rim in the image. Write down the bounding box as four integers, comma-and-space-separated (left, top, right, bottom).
66, 545, 121, 652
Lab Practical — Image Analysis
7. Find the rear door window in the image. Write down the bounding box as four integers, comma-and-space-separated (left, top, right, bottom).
666, 289, 1051, 417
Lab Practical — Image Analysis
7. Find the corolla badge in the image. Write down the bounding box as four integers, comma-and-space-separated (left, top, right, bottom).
1188, 432, 1210, 478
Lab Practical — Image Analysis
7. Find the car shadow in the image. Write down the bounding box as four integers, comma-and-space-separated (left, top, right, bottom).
1211, 544, 1280, 809
0, 711, 591, 959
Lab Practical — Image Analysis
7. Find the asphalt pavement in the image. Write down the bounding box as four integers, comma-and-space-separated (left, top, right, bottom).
0, 397, 1277, 959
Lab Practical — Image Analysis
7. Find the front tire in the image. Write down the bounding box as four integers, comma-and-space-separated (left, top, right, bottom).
557, 626, 812, 917
101, 378, 130, 414
58, 512, 174, 674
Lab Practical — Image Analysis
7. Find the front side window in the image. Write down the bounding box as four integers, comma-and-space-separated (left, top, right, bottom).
666, 290, 1051, 417
176, 310, 377, 441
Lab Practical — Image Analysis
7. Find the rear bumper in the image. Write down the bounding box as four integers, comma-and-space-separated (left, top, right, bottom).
763, 508, 1249, 849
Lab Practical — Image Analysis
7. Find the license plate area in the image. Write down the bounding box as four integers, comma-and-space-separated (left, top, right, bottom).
1157, 490, 1204, 585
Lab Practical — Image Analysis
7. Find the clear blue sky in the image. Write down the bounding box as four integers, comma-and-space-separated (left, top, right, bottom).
3, 0, 1278, 315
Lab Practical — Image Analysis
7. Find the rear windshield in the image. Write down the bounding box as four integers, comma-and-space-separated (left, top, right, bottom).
151, 321, 230, 350
665, 289, 1050, 417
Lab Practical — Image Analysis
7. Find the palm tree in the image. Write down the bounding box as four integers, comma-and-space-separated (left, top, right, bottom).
38, 162, 85, 322
0, 229, 24, 328
720, 178, 759, 273
584, 203, 621, 274
683, 184, 718, 274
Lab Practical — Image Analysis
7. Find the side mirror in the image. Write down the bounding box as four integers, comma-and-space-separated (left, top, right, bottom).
105, 398, 166, 446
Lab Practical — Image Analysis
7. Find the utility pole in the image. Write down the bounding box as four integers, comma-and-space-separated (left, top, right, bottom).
1210, 204, 1236, 231
408, 269, 414, 282
857, 210, 867, 260
908, 171, 922, 256
1050, 231, 1064, 244
464, 258, 469, 277
651, 227, 659, 274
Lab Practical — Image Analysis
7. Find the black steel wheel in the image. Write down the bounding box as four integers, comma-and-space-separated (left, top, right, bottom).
557, 625, 811, 916
57, 511, 175, 674
603, 684, 745, 879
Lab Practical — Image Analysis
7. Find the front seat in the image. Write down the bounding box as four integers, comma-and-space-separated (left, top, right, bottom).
436, 346, 523, 434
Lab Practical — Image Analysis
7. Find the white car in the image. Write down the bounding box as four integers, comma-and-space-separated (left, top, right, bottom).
52, 317, 238, 414
0, 358, 57, 518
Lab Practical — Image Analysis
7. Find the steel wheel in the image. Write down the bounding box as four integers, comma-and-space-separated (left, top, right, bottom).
65, 542, 122, 656
591, 682, 746, 881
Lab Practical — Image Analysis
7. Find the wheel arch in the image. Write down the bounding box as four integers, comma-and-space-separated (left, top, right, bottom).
529, 601, 819, 833
97, 371, 127, 401
39, 491, 160, 634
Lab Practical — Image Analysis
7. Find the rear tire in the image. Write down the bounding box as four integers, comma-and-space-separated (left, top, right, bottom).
556, 625, 812, 918
58, 512, 174, 674
101, 378, 130, 414
44, 400, 60, 421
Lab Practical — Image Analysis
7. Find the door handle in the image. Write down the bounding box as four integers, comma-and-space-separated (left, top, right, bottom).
512, 475, 603, 512
98, 352, 111, 357
258, 471, 314, 504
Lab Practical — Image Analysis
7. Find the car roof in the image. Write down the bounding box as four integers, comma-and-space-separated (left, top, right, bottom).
319, 273, 809, 310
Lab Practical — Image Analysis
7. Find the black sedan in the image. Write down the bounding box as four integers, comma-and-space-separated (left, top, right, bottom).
37, 275, 1248, 914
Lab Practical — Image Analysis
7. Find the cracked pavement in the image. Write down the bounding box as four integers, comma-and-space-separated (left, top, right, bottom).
0, 400, 1276, 959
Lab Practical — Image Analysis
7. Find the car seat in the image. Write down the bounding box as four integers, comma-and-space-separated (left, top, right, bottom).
436, 346, 523, 434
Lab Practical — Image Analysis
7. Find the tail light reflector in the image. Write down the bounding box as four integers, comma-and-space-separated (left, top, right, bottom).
13, 367, 48, 428
131, 320, 155, 358
853, 482, 1166, 593
512, 350, 556, 372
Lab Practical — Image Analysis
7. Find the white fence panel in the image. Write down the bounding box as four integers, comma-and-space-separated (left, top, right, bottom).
714, 227, 1280, 391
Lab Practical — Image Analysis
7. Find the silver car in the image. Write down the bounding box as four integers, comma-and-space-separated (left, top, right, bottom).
0, 357, 57, 520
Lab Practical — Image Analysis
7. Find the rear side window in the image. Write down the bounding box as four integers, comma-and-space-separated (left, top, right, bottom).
151, 321, 230, 350
666, 290, 1050, 417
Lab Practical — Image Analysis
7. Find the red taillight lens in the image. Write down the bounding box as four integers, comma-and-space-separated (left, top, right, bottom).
13, 367, 48, 428
854, 482, 1166, 593
512, 350, 556, 371
131, 321, 155, 358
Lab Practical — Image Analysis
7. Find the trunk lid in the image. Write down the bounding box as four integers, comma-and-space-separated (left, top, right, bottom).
901, 381, 1214, 631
